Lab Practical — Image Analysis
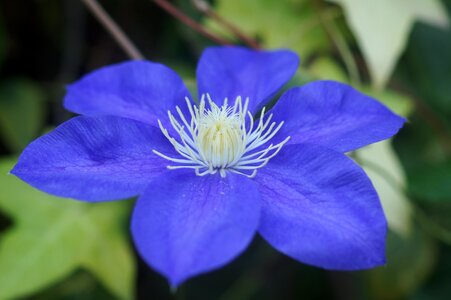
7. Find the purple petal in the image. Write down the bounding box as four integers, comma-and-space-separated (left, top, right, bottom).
271, 81, 405, 152
131, 171, 260, 287
11, 116, 173, 202
197, 46, 299, 113
64, 61, 191, 127
255, 144, 387, 270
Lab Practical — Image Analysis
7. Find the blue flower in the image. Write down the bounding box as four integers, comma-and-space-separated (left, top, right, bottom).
12, 46, 404, 287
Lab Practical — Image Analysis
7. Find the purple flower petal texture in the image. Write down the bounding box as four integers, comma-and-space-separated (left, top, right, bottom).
64, 60, 191, 128
197, 46, 299, 113
12, 116, 173, 201
255, 144, 386, 270
132, 171, 260, 287
12, 46, 405, 287
270, 81, 405, 152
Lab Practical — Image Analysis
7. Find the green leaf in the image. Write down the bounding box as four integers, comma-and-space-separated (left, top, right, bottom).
365, 229, 437, 300
401, 22, 451, 119
411, 249, 451, 300
392, 114, 451, 203
308, 56, 349, 83
32, 271, 117, 300
0, 78, 46, 152
207, 0, 331, 58
0, 158, 135, 300
79, 206, 135, 300
357, 140, 413, 237
416, 202, 451, 243
408, 161, 451, 202
329, 0, 449, 89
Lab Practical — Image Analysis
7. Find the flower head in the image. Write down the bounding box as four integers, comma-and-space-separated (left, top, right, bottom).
155, 94, 290, 178
12, 46, 405, 287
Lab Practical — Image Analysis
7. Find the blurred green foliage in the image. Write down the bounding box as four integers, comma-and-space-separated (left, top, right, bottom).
329, 0, 449, 89
206, 0, 332, 58
0, 78, 45, 152
0, 159, 135, 300
0, 0, 451, 299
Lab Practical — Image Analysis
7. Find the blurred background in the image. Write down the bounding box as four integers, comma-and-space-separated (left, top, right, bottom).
1, 0, 451, 299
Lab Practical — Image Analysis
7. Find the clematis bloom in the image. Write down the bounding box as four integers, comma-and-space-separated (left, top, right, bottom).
12, 46, 405, 287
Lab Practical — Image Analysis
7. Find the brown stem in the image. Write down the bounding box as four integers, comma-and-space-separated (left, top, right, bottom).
153, 0, 231, 46
192, 0, 261, 50
81, 0, 144, 60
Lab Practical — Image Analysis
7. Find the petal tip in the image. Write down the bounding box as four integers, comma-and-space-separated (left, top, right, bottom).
169, 283, 179, 294
363, 251, 387, 270
386, 111, 407, 138
9, 162, 22, 178
167, 273, 189, 290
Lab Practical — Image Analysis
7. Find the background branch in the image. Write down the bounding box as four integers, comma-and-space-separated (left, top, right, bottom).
153, 0, 231, 46
81, 0, 144, 60
192, 0, 261, 49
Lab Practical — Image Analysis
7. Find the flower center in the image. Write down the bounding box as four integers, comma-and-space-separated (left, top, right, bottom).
153, 94, 290, 178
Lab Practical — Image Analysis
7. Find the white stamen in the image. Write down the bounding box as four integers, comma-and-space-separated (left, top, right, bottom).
153, 94, 290, 178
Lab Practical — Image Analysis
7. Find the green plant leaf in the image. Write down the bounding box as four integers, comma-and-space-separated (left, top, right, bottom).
0, 78, 46, 152
411, 249, 451, 300
0, 158, 135, 300
365, 229, 437, 300
308, 56, 349, 83
329, 0, 449, 89
401, 22, 451, 120
79, 206, 135, 300
408, 161, 451, 202
357, 140, 413, 237
207, 0, 331, 58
